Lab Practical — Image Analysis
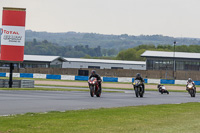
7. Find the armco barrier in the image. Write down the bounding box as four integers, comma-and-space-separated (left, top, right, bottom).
103, 77, 118, 82
0, 73, 6, 77
175, 80, 187, 85
160, 79, 175, 84
33, 74, 46, 79
0, 72, 195, 85
118, 77, 132, 82
13, 73, 20, 78
194, 81, 200, 85
148, 79, 160, 84
46, 74, 61, 80
20, 73, 33, 78
6, 73, 20, 78
75, 76, 89, 81
0, 79, 34, 88
61, 75, 75, 80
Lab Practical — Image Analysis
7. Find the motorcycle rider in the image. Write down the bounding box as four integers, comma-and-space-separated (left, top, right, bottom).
89, 70, 102, 91
186, 78, 196, 92
157, 84, 162, 91
134, 73, 145, 90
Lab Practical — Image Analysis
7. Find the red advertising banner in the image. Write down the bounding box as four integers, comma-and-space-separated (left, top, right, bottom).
1, 7, 26, 62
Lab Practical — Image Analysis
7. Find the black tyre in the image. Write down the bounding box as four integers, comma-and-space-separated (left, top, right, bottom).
135, 88, 139, 97
192, 90, 195, 97
189, 90, 195, 97
139, 92, 143, 97
90, 86, 94, 97
167, 91, 169, 94
139, 88, 144, 97
96, 88, 101, 97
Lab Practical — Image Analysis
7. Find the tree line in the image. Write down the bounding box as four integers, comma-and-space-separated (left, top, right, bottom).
24, 39, 118, 58
25, 30, 200, 51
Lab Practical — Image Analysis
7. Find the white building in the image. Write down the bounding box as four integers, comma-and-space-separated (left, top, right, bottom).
0, 55, 66, 68
141, 50, 200, 71
63, 58, 146, 70
0, 55, 146, 70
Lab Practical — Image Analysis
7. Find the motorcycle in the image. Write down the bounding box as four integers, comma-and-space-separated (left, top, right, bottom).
132, 80, 144, 98
158, 85, 169, 94
88, 77, 101, 97
186, 83, 196, 97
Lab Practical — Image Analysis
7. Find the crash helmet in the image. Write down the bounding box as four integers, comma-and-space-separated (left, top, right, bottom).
91, 70, 96, 76
136, 73, 141, 78
188, 78, 192, 82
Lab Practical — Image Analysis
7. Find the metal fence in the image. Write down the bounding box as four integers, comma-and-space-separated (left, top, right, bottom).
0, 79, 34, 88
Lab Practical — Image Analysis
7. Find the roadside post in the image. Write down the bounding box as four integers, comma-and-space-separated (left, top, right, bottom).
1, 7, 26, 88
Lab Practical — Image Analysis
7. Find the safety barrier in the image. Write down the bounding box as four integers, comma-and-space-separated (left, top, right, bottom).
160, 79, 175, 84
33, 74, 46, 79
194, 81, 200, 85
103, 77, 118, 82
118, 77, 132, 82
20, 73, 33, 78
0, 72, 194, 85
0, 79, 34, 88
61, 75, 75, 80
46, 74, 61, 80
75, 76, 88, 81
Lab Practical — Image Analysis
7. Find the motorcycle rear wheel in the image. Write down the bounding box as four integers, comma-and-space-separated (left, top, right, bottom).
139, 93, 143, 97
139, 88, 144, 97
96, 88, 101, 97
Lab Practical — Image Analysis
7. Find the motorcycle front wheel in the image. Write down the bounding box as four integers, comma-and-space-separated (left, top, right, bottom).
90, 86, 94, 97
189, 89, 195, 97
135, 87, 139, 97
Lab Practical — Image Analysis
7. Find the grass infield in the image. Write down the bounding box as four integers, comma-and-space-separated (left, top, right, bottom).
0, 103, 200, 133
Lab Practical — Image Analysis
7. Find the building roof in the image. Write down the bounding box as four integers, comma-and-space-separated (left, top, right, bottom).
64, 58, 145, 65
141, 50, 200, 59
22, 55, 145, 65
24, 55, 66, 62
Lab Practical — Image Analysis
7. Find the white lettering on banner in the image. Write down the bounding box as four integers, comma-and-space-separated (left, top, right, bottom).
1, 26, 25, 46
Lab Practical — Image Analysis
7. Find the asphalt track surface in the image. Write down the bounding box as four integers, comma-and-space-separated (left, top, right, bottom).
1, 87, 200, 116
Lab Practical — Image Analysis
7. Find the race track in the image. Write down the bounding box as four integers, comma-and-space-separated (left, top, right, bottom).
0, 89, 200, 116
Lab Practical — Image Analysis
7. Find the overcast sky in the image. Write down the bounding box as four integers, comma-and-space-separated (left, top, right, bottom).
0, 0, 200, 38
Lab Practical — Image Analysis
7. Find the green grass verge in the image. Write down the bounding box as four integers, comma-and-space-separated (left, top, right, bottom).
0, 103, 200, 133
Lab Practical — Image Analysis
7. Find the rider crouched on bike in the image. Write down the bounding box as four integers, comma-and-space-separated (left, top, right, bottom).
89, 70, 102, 91
186, 78, 196, 92
157, 84, 162, 91
134, 73, 145, 90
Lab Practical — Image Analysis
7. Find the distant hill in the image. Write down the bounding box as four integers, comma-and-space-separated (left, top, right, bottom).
1, 30, 200, 58
24, 30, 200, 50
